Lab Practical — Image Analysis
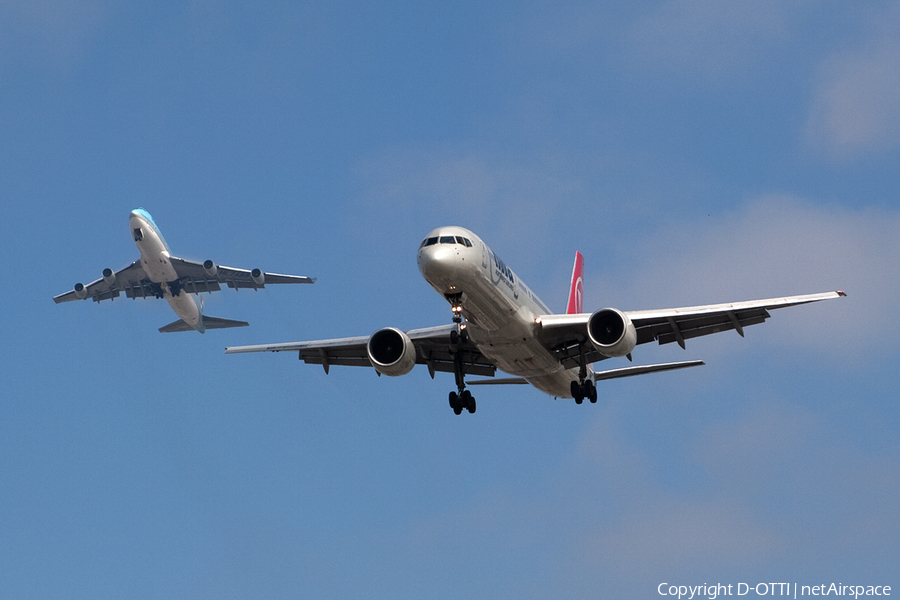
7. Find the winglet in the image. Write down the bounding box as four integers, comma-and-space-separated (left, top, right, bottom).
566, 251, 584, 315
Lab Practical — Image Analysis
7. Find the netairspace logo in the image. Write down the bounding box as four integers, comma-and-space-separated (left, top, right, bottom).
657, 583, 892, 600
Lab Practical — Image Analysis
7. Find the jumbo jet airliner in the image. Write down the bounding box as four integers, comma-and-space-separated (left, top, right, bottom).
226, 227, 844, 414
54, 209, 315, 333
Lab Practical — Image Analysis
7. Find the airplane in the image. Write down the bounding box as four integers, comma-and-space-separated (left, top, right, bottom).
54, 208, 315, 333
225, 226, 845, 414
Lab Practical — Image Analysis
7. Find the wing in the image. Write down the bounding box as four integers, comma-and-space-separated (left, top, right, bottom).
225, 324, 498, 378
536, 290, 846, 369
169, 257, 315, 293
53, 261, 157, 303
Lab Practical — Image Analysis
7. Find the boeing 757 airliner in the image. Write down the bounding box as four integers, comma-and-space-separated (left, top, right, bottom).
226, 226, 844, 414
54, 209, 315, 332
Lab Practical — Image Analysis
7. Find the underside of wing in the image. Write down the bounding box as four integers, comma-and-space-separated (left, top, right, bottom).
536, 290, 845, 368
406, 325, 497, 378
53, 261, 153, 303
170, 257, 314, 293
626, 290, 846, 348
226, 324, 497, 378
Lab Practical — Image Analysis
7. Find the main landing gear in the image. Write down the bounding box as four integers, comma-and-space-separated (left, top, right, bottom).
570, 379, 597, 404
446, 292, 475, 415
571, 342, 598, 405
449, 389, 476, 415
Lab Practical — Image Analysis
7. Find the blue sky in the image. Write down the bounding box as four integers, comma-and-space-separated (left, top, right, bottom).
1, 1, 898, 598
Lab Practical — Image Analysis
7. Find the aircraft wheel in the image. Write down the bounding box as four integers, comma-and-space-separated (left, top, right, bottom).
450, 330, 459, 344
571, 380, 584, 404
449, 391, 462, 415
585, 380, 597, 403
460, 390, 475, 413
460, 328, 469, 344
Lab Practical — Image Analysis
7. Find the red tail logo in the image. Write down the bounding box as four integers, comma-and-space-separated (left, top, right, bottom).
566, 251, 584, 314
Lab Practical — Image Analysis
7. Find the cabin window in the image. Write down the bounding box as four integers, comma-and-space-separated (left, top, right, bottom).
133, 227, 143, 241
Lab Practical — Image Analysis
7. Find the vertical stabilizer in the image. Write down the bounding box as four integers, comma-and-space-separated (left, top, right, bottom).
566, 251, 584, 314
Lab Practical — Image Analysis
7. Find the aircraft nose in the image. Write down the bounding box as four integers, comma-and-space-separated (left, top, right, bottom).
129, 209, 145, 225
417, 244, 460, 288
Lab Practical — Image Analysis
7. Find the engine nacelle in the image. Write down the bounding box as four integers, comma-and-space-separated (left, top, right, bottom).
74, 282, 88, 299
367, 327, 416, 377
203, 260, 218, 278
102, 268, 116, 286
251, 268, 265, 286
587, 308, 637, 358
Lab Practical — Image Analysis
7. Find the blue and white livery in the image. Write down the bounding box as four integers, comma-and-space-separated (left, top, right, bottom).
54, 209, 315, 333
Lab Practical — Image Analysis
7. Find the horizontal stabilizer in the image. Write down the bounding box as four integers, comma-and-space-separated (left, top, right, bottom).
159, 319, 196, 333
158, 316, 249, 333
202, 316, 250, 330
592, 360, 705, 381
466, 377, 529, 386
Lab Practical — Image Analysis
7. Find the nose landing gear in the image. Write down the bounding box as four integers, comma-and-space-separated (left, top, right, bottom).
446, 293, 469, 345
447, 299, 476, 415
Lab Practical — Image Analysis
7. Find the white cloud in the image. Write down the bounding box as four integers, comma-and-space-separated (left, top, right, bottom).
805, 5, 900, 160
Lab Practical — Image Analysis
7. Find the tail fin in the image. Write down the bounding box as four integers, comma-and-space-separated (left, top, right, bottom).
566, 251, 584, 314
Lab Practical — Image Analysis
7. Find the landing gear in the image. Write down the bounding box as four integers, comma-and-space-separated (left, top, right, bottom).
448, 313, 476, 415
449, 327, 469, 345
571, 342, 598, 404
446, 292, 470, 346
449, 390, 476, 415
571, 379, 597, 404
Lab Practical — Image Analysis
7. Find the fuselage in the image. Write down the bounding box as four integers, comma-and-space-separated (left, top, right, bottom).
417, 226, 584, 397
129, 209, 203, 331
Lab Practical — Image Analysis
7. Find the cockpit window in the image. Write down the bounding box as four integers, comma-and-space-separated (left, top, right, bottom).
422, 235, 472, 247
133, 228, 143, 242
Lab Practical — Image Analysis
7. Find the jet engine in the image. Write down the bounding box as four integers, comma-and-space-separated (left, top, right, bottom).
203, 260, 218, 278
102, 268, 116, 286
74, 282, 88, 299
251, 268, 265, 286
367, 327, 416, 377
587, 308, 637, 358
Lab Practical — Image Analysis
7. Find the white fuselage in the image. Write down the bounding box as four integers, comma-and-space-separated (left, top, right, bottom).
129, 209, 203, 331
417, 226, 584, 397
